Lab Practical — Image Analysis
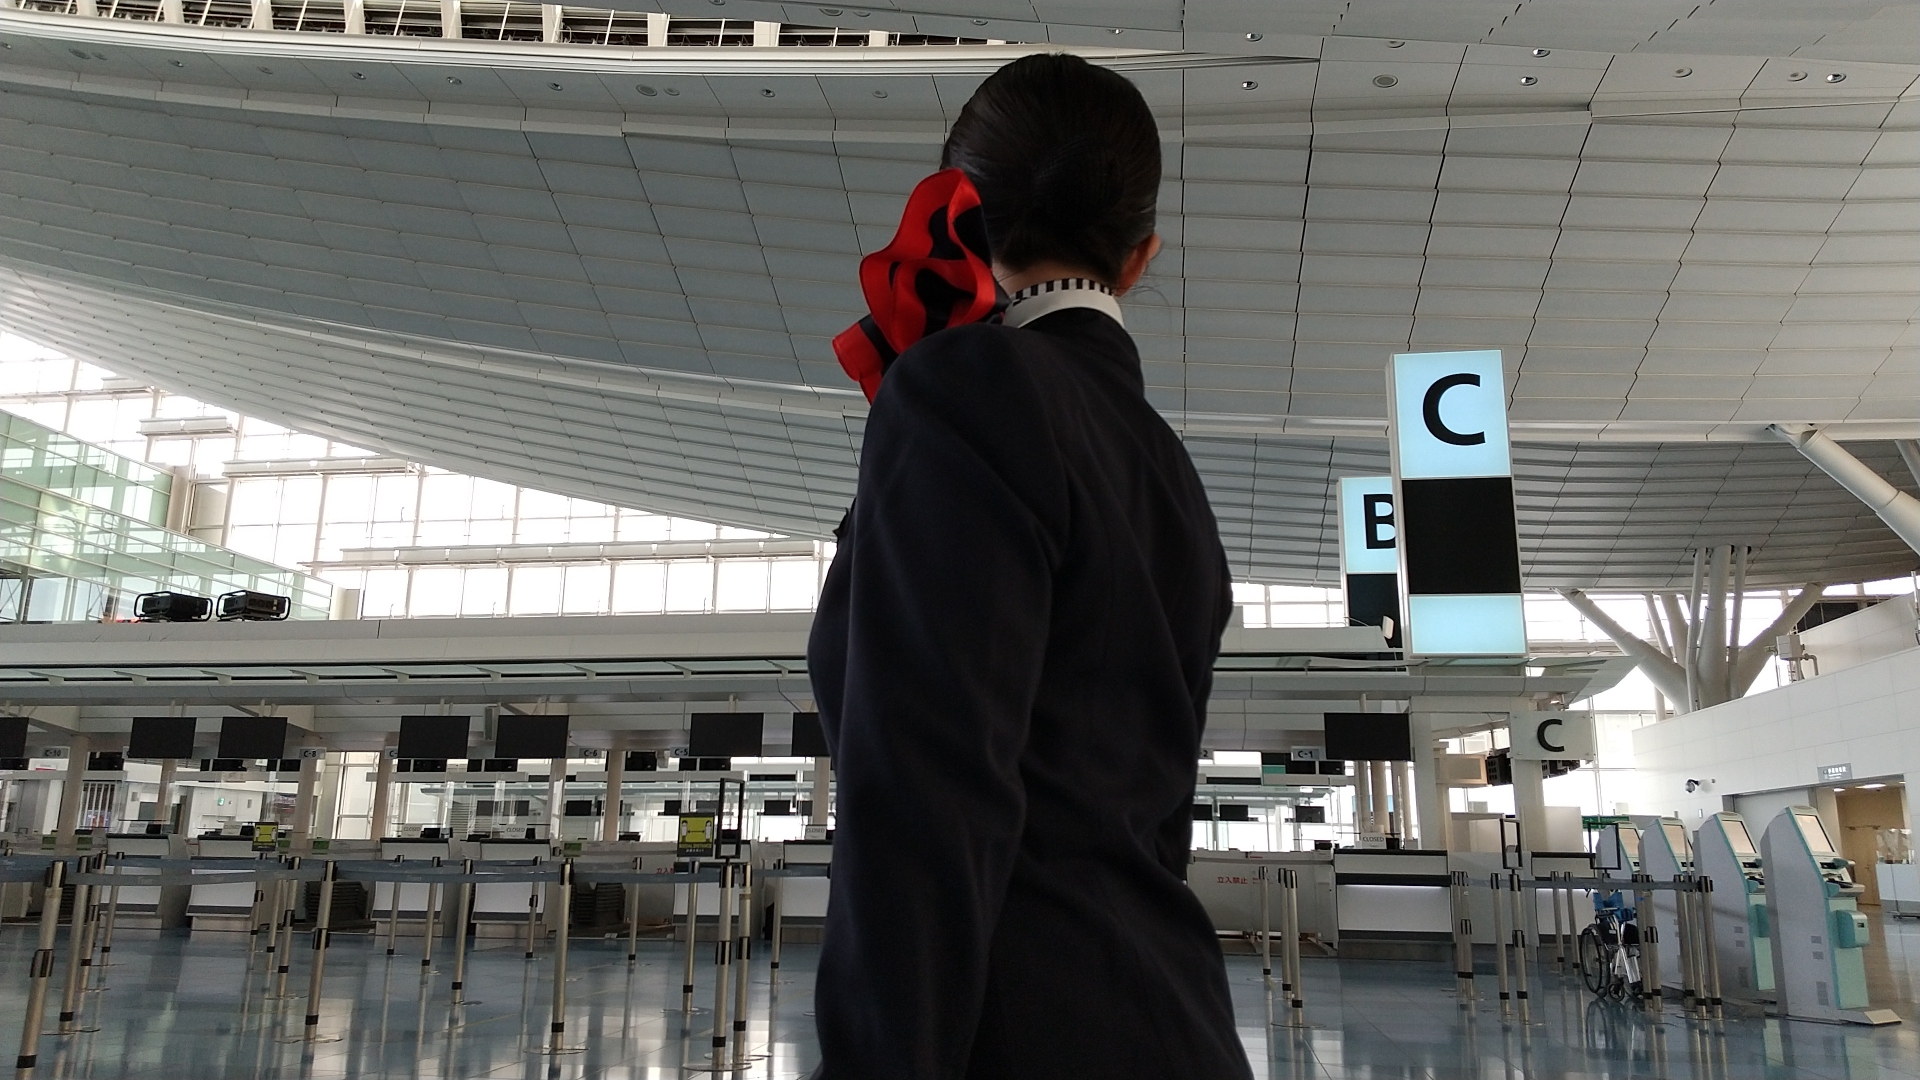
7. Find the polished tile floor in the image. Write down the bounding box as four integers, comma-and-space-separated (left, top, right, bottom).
2, 913, 1917, 1078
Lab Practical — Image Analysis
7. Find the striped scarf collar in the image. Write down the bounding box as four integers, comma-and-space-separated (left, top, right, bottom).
1004, 277, 1125, 329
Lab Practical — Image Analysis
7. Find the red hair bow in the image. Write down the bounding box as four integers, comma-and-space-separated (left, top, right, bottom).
833, 169, 1005, 402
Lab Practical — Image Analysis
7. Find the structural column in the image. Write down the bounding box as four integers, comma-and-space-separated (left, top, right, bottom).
1409, 713, 1447, 850
1392, 761, 1414, 847
1352, 760, 1374, 838
291, 738, 321, 851
155, 759, 177, 834
601, 732, 628, 841
1370, 760, 1392, 840
369, 734, 396, 841
54, 733, 91, 852
1511, 755, 1547, 863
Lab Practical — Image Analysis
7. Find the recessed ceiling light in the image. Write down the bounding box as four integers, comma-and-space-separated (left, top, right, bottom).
760, 88, 775, 97
820, 7, 841, 14
1787, 71, 1808, 81
1860, 782, 1886, 789
1825, 72, 1846, 83
1109, 27, 1123, 34
446, 76, 461, 85
1246, 32, 1262, 41
970, 18, 986, 24
663, 87, 680, 96
1372, 74, 1398, 88
258, 66, 274, 74
352, 71, 367, 80
1531, 48, 1550, 57
70, 49, 90, 59
636, 84, 657, 96
1240, 80, 1258, 90
1673, 67, 1692, 77
871, 89, 886, 98
1386, 40, 1404, 47
170, 59, 186, 68
549, 82, 563, 91
1519, 75, 1538, 86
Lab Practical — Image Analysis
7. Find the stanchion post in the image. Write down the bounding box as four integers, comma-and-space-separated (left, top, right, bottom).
1282, 868, 1303, 1023
246, 866, 267, 970
681, 861, 700, 1010
1489, 873, 1511, 1020
1634, 873, 1662, 1016
16, 858, 66, 1073
1259, 865, 1272, 982
732, 862, 752, 1055
57, 875, 92, 1033
303, 860, 337, 1040
421, 856, 442, 970
710, 862, 734, 1054
385, 856, 401, 957
1675, 874, 1699, 1019
523, 857, 540, 961
769, 867, 784, 975
1509, 873, 1531, 1024
1698, 877, 1723, 1022
1550, 871, 1565, 971
75, 857, 101, 989
547, 860, 572, 1054
275, 857, 301, 999
100, 862, 122, 969
450, 859, 474, 1006
1450, 870, 1474, 1003
625, 856, 641, 964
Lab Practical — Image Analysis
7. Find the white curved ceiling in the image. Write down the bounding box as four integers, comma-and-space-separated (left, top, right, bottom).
0, 7, 1915, 588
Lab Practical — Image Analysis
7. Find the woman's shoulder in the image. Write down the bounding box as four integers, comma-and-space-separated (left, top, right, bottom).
876, 322, 1043, 407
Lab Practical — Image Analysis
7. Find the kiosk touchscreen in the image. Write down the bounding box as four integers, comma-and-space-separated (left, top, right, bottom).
1695, 812, 1773, 1000
1759, 807, 1899, 1025
1631, 815, 1693, 991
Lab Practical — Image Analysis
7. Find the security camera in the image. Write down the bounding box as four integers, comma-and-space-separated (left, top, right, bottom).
1685, 778, 1703, 793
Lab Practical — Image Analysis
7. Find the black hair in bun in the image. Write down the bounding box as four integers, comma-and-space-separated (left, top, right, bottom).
941, 53, 1160, 284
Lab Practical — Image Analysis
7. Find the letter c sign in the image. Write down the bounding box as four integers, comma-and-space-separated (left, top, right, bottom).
1389, 350, 1511, 481
1422, 373, 1486, 446
1535, 716, 1565, 754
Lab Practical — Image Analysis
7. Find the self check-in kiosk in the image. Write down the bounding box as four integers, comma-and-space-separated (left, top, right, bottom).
1630, 815, 1692, 991
1597, 821, 1642, 881
1759, 806, 1899, 1025
1695, 812, 1772, 1000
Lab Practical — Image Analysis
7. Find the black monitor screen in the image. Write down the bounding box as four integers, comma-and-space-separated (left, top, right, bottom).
689, 713, 763, 758
495, 715, 570, 760
790, 712, 830, 757
1322, 713, 1412, 762
625, 750, 659, 772
563, 799, 597, 817
1294, 805, 1326, 824
399, 716, 470, 761
1217, 804, 1250, 822
0, 716, 27, 760
129, 717, 197, 759
218, 716, 288, 761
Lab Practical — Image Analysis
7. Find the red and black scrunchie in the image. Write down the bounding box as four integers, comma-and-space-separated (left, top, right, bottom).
832, 169, 1006, 402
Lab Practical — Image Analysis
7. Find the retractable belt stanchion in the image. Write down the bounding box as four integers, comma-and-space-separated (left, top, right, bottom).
681, 860, 700, 1011
246, 868, 268, 970
1698, 877, 1724, 1022
1450, 870, 1474, 1003
1550, 871, 1566, 972
301, 861, 338, 1041
523, 858, 541, 961
421, 856, 442, 971
1633, 872, 1661, 1016
385, 856, 402, 957
274, 857, 301, 999
1489, 873, 1511, 1020
625, 856, 642, 965
450, 859, 474, 1006
769, 865, 784, 977
1282, 868, 1303, 1024
1675, 873, 1699, 1019
732, 863, 752, 1057
16, 858, 65, 1074
1508, 872, 1531, 1024
711, 862, 734, 1055
57, 870, 95, 1035
1259, 866, 1272, 983
99, 866, 123, 970
75, 858, 102, 991
546, 860, 574, 1055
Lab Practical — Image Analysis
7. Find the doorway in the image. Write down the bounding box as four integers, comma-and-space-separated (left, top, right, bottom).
1835, 780, 1909, 907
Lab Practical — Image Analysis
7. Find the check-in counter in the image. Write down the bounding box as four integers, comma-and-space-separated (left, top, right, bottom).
105, 833, 182, 929
188, 837, 265, 930
673, 841, 756, 918
770, 839, 832, 933
471, 838, 550, 929
1189, 850, 1336, 947
372, 838, 450, 920
1877, 862, 1920, 918
1334, 848, 1452, 959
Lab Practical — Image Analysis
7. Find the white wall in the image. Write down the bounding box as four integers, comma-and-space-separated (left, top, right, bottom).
1632, 643, 1920, 829
1800, 593, 1918, 676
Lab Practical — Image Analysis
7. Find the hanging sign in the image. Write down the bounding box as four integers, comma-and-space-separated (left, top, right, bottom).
1386, 350, 1527, 657
1338, 475, 1401, 647
1508, 711, 1598, 760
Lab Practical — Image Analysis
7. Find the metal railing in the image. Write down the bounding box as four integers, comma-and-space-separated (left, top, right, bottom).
4, 1, 1001, 47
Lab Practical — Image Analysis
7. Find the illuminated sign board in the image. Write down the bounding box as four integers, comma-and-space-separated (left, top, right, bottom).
1386, 350, 1527, 657
1337, 475, 1400, 647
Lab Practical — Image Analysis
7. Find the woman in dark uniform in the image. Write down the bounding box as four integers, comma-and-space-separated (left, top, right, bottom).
807, 53, 1254, 1080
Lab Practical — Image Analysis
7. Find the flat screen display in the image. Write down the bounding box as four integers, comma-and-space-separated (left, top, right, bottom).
0, 716, 29, 760
790, 712, 830, 757
1323, 713, 1412, 762
1793, 810, 1835, 854
128, 716, 198, 759
1661, 820, 1692, 861
689, 713, 764, 758
1723, 817, 1757, 856
1293, 805, 1326, 824
398, 716, 470, 761
494, 715, 570, 760
218, 716, 288, 760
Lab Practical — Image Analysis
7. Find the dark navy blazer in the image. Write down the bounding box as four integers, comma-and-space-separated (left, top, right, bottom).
806, 306, 1251, 1080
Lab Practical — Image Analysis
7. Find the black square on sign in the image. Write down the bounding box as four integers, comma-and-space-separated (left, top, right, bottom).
1398, 476, 1522, 595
